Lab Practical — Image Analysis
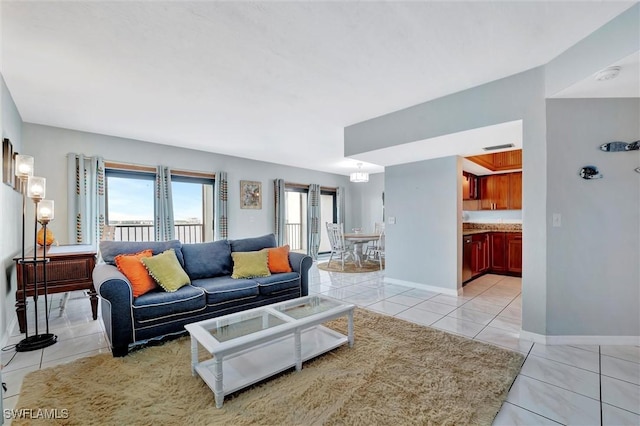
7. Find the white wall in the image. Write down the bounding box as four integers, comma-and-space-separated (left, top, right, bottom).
1, 75, 24, 346
546, 98, 639, 337
22, 124, 354, 246
384, 156, 461, 294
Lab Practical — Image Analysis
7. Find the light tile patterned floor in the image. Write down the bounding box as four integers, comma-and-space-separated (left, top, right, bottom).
1, 267, 638, 425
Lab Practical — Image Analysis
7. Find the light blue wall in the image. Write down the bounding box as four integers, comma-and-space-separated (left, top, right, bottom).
385, 156, 461, 294
343, 5, 639, 340
1, 75, 24, 346
21, 123, 354, 245
346, 67, 548, 333
546, 98, 639, 336
349, 172, 384, 232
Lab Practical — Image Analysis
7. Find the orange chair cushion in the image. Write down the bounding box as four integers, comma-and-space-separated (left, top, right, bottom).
115, 249, 157, 297
265, 245, 292, 273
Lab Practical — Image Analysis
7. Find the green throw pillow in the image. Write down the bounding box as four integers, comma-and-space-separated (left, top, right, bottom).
231, 250, 271, 279
141, 249, 190, 292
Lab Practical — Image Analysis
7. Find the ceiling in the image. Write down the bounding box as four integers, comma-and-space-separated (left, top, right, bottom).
2, 2, 636, 176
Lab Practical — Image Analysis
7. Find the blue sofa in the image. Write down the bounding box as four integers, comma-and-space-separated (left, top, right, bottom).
93, 234, 312, 356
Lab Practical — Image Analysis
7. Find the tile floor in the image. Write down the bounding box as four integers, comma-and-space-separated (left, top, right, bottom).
2, 266, 639, 425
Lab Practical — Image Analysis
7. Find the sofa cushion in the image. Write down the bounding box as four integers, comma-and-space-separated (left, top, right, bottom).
114, 249, 157, 297
230, 234, 277, 253
100, 240, 184, 266
182, 240, 232, 279
132, 284, 205, 322
253, 272, 300, 295
231, 251, 270, 279
263, 245, 293, 273
141, 249, 191, 292
191, 276, 260, 305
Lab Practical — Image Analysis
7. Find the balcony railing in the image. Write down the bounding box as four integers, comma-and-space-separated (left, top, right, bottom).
109, 224, 204, 244
285, 222, 303, 251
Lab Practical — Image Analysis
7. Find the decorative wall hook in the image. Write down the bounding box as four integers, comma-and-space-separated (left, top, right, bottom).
635, 167, 640, 174
600, 140, 639, 152
579, 165, 603, 180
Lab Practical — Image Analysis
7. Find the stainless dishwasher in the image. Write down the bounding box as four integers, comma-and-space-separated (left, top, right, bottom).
463, 236, 472, 283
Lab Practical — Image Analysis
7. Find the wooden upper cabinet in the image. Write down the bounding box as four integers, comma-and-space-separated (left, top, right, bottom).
509, 172, 522, 210
467, 149, 522, 172
478, 171, 521, 210
462, 172, 478, 200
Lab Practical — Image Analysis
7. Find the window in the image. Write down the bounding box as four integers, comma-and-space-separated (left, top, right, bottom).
105, 165, 214, 243
284, 185, 336, 255
106, 170, 155, 242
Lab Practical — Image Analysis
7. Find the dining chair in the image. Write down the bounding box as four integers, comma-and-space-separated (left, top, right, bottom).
370, 231, 385, 270
325, 222, 353, 271
366, 222, 385, 259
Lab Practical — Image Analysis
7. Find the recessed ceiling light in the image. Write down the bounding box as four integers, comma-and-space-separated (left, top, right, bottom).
595, 66, 621, 81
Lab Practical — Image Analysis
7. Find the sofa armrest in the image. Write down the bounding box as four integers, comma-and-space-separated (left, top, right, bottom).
93, 264, 134, 355
289, 252, 313, 296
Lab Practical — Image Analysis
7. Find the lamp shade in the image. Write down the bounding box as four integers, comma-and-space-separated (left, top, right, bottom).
38, 199, 55, 221
350, 172, 369, 183
15, 154, 34, 178
27, 176, 46, 200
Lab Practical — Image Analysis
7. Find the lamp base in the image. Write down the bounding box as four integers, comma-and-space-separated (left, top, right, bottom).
16, 333, 57, 352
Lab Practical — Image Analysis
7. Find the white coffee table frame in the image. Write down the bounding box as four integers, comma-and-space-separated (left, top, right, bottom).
185, 295, 355, 408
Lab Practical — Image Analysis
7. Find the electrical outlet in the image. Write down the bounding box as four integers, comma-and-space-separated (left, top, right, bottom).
552, 213, 561, 227
388, 217, 396, 225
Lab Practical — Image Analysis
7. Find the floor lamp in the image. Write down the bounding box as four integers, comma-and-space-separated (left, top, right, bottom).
15, 155, 57, 352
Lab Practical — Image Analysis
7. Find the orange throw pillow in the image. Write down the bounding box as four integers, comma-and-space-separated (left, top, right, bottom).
115, 249, 157, 297
265, 245, 292, 273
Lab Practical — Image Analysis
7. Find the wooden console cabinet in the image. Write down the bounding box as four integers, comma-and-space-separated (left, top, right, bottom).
14, 245, 98, 333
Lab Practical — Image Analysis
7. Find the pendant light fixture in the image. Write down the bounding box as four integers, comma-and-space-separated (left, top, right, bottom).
350, 163, 369, 183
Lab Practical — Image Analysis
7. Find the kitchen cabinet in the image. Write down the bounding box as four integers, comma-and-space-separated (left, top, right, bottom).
490, 232, 522, 276
506, 233, 523, 274
463, 231, 522, 283
462, 172, 478, 200
471, 233, 489, 275
489, 232, 508, 272
508, 172, 522, 210
479, 172, 521, 210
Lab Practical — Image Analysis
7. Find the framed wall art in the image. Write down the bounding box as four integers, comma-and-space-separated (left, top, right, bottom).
240, 180, 262, 209
3, 138, 14, 187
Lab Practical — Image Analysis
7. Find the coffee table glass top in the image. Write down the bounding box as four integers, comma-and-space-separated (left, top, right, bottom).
273, 295, 343, 320
205, 311, 287, 343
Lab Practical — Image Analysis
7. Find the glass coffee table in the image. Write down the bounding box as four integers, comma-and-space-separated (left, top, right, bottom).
184, 295, 355, 408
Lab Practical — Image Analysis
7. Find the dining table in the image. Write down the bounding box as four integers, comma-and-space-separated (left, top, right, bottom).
343, 233, 381, 268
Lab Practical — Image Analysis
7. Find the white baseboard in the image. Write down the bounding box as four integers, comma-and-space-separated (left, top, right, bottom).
520, 330, 640, 346
384, 277, 460, 297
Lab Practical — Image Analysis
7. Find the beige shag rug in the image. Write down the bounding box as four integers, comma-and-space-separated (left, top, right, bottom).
15, 309, 523, 425
317, 260, 384, 273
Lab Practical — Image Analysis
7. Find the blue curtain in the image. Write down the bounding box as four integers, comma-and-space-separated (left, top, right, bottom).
307, 183, 321, 259
214, 171, 228, 240
66, 154, 106, 246
274, 179, 286, 246
154, 166, 174, 241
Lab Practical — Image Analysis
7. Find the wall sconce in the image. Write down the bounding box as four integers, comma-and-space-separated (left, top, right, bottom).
15, 154, 34, 178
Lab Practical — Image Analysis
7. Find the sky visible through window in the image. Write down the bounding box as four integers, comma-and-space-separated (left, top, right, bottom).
107, 177, 203, 224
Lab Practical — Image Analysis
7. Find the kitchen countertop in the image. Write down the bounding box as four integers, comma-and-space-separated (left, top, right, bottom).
462, 223, 522, 236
